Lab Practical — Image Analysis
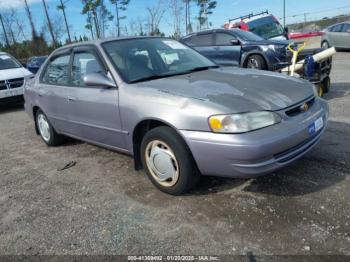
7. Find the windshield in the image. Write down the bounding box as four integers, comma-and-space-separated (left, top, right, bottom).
232, 29, 264, 41
103, 38, 217, 83
247, 16, 285, 39
0, 54, 21, 70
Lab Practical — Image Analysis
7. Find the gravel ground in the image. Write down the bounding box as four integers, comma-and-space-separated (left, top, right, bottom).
0, 53, 349, 257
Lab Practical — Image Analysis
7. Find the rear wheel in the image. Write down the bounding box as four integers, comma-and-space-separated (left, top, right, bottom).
322, 76, 331, 93
35, 109, 64, 146
245, 55, 267, 70
321, 41, 330, 49
317, 84, 324, 97
141, 126, 200, 195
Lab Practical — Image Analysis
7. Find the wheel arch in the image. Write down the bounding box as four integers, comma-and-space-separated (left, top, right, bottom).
241, 51, 270, 69
32, 106, 41, 135
131, 118, 195, 171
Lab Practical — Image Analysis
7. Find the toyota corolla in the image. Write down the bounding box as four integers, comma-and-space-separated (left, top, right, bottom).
24, 37, 329, 195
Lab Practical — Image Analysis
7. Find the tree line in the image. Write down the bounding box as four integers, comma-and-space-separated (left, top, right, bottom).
0, 0, 217, 60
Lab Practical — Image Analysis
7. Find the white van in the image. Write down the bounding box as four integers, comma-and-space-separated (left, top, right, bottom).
224, 11, 288, 40
0, 52, 33, 104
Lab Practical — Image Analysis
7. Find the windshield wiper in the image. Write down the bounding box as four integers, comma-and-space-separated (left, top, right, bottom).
128, 65, 219, 84
182, 65, 219, 73
128, 73, 174, 84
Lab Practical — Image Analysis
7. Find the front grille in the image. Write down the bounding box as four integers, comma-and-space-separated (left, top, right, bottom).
285, 97, 315, 117
0, 77, 24, 90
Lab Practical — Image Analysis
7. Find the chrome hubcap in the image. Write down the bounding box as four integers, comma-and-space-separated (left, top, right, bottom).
37, 114, 50, 142
145, 140, 179, 187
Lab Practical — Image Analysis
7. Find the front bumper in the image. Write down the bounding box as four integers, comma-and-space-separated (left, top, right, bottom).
180, 98, 329, 178
0, 87, 24, 100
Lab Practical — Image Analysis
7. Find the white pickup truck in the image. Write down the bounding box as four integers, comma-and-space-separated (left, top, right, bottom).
0, 52, 33, 104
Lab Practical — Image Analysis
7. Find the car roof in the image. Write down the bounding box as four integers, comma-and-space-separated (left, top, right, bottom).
182, 28, 239, 39
229, 13, 272, 24
53, 36, 160, 53
328, 21, 350, 28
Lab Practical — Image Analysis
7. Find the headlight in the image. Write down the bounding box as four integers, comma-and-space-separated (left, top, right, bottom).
209, 111, 281, 133
268, 44, 286, 53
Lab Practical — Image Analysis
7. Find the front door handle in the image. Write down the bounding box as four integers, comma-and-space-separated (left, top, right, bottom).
68, 96, 76, 102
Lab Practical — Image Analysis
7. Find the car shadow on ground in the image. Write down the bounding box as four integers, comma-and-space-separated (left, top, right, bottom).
324, 82, 350, 100
191, 120, 348, 197
0, 102, 24, 114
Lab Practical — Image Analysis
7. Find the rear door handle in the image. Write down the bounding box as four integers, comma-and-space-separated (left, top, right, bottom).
68, 96, 76, 102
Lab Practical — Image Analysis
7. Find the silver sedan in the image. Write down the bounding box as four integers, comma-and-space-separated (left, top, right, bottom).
321, 21, 350, 49
24, 37, 329, 195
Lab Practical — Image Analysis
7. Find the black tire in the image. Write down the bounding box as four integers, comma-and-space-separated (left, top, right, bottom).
322, 76, 331, 93
245, 54, 267, 70
316, 84, 324, 97
35, 109, 64, 146
321, 41, 330, 49
140, 126, 200, 195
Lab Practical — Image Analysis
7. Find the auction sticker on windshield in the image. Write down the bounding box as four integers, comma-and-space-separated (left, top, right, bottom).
162, 40, 187, 49
308, 117, 324, 136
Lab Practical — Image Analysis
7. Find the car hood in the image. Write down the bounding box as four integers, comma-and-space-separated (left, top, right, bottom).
0, 67, 32, 81
136, 67, 314, 112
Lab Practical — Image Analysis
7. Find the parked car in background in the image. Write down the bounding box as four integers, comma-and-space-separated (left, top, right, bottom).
27, 56, 48, 74
24, 37, 328, 195
321, 22, 350, 49
224, 11, 289, 40
180, 29, 292, 70
0, 52, 33, 105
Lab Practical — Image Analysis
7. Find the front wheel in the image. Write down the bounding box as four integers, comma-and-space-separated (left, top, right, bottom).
245, 55, 267, 70
141, 126, 200, 195
36, 109, 64, 146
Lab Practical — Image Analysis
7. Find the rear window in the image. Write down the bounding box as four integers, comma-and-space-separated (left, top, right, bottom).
42, 55, 70, 85
247, 16, 285, 39
184, 34, 213, 46
0, 54, 21, 70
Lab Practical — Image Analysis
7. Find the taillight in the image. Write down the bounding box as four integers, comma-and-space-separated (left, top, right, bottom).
240, 22, 249, 31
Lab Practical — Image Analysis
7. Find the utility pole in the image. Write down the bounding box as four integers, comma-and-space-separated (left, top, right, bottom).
0, 13, 10, 48
58, 0, 72, 43
42, 0, 57, 47
283, 0, 286, 27
24, 0, 38, 39
116, 0, 120, 37
185, 0, 188, 34
304, 12, 308, 26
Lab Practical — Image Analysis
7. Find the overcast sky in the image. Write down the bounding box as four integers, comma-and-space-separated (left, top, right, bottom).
1, 0, 350, 42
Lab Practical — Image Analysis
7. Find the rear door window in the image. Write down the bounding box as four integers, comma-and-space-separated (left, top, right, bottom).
41, 54, 70, 85
342, 23, 350, 32
186, 33, 213, 46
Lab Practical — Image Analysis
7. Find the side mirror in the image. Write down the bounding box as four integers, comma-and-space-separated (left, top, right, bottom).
230, 39, 240, 45
83, 73, 117, 88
